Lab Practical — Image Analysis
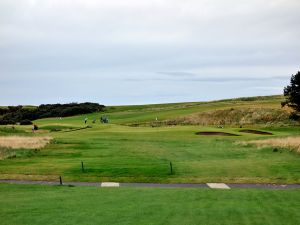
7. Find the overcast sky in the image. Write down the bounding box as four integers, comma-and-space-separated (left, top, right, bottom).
0, 0, 299, 105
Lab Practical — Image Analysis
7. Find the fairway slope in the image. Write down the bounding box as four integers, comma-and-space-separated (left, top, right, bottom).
0, 95, 299, 184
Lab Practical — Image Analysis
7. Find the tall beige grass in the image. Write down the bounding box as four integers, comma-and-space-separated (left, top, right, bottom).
242, 137, 300, 154
0, 136, 52, 149
163, 107, 292, 126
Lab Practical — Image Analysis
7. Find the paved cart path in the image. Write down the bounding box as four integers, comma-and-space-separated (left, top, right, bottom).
1, 179, 300, 190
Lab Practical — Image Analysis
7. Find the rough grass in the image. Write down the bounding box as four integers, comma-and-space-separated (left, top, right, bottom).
0, 136, 53, 160
164, 107, 292, 126
242, 136, 300, 154
0, 136, 52, 149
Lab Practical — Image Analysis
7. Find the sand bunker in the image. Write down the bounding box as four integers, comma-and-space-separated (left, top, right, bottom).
239, 129, 273, 135
196, 132, 239, 136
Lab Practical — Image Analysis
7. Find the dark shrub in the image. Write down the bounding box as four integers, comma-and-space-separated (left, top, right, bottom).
289, 112, 300, 121
20, 119, 33, 125
0, 119, 16, 125
0, 102, 105, 125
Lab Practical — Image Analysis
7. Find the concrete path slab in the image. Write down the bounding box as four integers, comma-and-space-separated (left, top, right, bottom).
207, 183, 230, 189
101, 182, 120, 187
121, 183, 208, 188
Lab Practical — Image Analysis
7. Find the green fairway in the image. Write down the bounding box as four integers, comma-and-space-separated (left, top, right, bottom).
0, 184, 299, 225
0, 95, 299, 183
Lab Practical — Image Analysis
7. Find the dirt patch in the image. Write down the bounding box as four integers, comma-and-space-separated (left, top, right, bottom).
196, 132, 239, 136
239, 129, 273, 135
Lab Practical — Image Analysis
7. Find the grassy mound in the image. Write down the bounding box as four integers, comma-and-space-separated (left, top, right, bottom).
165, 107, 292, 126
239, 129, 273, 135
241, 136, 300, 154
195, 131, 239, 136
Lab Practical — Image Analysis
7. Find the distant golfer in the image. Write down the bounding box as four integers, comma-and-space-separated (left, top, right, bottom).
32, 124, 38, 132
84, 118, 88, 124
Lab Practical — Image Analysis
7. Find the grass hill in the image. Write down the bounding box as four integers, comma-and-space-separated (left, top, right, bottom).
0, 95, 299, 184
34, 95, 296, 127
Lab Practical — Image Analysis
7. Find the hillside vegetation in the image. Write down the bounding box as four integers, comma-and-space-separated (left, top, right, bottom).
241, 136, 300, 154
102, 95, 296, 127
163, 107, 292, 126
0, 95, 299, 184
0, 103, 105, 125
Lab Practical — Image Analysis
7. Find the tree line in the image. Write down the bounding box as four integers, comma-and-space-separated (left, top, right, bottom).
0, 102, 105, 125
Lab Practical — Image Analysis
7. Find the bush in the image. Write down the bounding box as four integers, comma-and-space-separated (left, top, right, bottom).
20, 119, 33, 125
289, 112, 300, 121
0, 118, 16, 125
0, 102, 105, 125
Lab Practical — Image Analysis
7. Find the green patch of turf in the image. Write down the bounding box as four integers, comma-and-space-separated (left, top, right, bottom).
0, 125, 299, 183
0, 127, 27, 135
0, 148, 41, 160
0, 184, 299, 225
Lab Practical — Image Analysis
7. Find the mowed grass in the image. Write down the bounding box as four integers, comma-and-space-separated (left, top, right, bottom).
0, 124, 299, 183
0, 95, 299, 183
0, 184, 300, 225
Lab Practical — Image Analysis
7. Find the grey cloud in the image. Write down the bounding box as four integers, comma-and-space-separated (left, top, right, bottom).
123, 75, 288, 83
0, 0, 299, 105
157, 72, 197, 77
